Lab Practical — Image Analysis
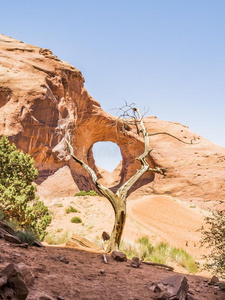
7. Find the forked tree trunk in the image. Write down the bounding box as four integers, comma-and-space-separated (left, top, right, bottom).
106, 198, 126, 252
63, 107, 165, 252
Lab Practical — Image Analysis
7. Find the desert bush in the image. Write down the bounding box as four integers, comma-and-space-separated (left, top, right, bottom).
200, 210, 225, 278
170, 247, 198, 273
0, 135, 51, 239
71, 216, 82, 223
44, 230, 71, 245
14, 228, 38, 245
120, 236, 198, 273
74, 190, 99, 197
65, 206, 80, 214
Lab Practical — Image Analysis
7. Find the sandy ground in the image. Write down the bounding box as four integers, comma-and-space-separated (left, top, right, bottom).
42, 194, 208, 270
128, 195, 208, 259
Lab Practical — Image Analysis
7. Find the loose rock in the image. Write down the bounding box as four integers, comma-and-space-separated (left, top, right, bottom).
111, 251, 127, 262
157, 274, 189, 300
3, 232, 22, 244
130, 257, 141, 268
208, 275, 219, 285
58, 255, 69, 264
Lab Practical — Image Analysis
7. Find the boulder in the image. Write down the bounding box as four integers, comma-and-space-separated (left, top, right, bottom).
1, 263, 29, 300
3, 233, 22, 244
0, 274, 7, 288
111, 251, 127, 262
17, 262, 35, 286
157, 274, 189, 300
0, 220, 16, 235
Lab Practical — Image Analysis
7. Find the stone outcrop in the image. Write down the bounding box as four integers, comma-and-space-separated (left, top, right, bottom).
0, 34, 225, 209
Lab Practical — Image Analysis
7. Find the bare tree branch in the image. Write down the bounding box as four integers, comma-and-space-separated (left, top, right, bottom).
148, 131, 200, 145
64, 132, 118, 213
117, 107, 152, 199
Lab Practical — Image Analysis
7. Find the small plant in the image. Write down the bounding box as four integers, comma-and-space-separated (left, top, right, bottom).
65, 206, 79, 214
71, 216, 82, 223
44, 230, 71, 245
14, 229, 38, 245
170, 247, 198, 273
74, 190, 99, 197
4, 219, 20, 231
54, 202, 63, 207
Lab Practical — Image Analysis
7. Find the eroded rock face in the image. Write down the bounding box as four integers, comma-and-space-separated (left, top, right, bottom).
0, 34, 225, 209
0, 34, 154, 192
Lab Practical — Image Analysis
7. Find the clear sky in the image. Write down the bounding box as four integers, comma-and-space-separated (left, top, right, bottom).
1, 0, 225, 170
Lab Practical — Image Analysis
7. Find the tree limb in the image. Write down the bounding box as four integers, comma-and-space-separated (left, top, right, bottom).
117, 108, 151, 199
141, 261, 174, 271
64, 132, 118, 213
102, 252, 108, 264
148, 131, 199, 145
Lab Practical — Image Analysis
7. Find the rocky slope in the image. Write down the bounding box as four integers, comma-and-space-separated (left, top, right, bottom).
0, 238, 225, 300
0, 34, 225, 211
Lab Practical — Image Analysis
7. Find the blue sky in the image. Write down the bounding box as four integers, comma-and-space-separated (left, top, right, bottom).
1, 0, 225, 170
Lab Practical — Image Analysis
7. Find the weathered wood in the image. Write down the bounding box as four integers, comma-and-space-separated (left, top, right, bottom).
102, 252, 108, 264
141, 260, 174, 271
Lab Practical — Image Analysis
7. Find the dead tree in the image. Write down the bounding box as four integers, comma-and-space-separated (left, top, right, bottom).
63, 105, 165, 252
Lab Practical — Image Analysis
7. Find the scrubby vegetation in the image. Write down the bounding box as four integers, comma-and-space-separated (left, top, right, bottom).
14, 228, 38, 245
200, 210, 225, 278
120, 236, 198, 273
71, 216, 82, 223
65, 206, 80, 214
0, 136, 51, 240
44, 230, 71, 245
74, 190, 99, 197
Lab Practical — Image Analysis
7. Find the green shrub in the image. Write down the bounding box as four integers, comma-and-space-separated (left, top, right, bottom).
200, 211, 225, 278
65, 206, 79, 214
71, 216, 82, 223
120, 236, 198, 273
74, 190, 98, 197
14, 229, 38, 245
0, 136, 51, 239
0, 210, 5, 220
170, 247, 198, 273
138, 236, 150, 246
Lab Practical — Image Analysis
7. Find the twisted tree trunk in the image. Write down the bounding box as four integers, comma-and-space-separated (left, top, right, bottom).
106, 198, 126, 252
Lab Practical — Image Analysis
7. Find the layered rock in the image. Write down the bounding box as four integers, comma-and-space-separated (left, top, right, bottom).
0, 34, 225, 209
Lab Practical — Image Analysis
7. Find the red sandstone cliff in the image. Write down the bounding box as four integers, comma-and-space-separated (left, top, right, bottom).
0, 34, 225, 210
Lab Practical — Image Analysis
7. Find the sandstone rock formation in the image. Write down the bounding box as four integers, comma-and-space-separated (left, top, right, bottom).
0, 34, 225, 210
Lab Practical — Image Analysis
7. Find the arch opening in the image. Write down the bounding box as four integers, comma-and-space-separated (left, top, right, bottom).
92, 141, 122, 172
